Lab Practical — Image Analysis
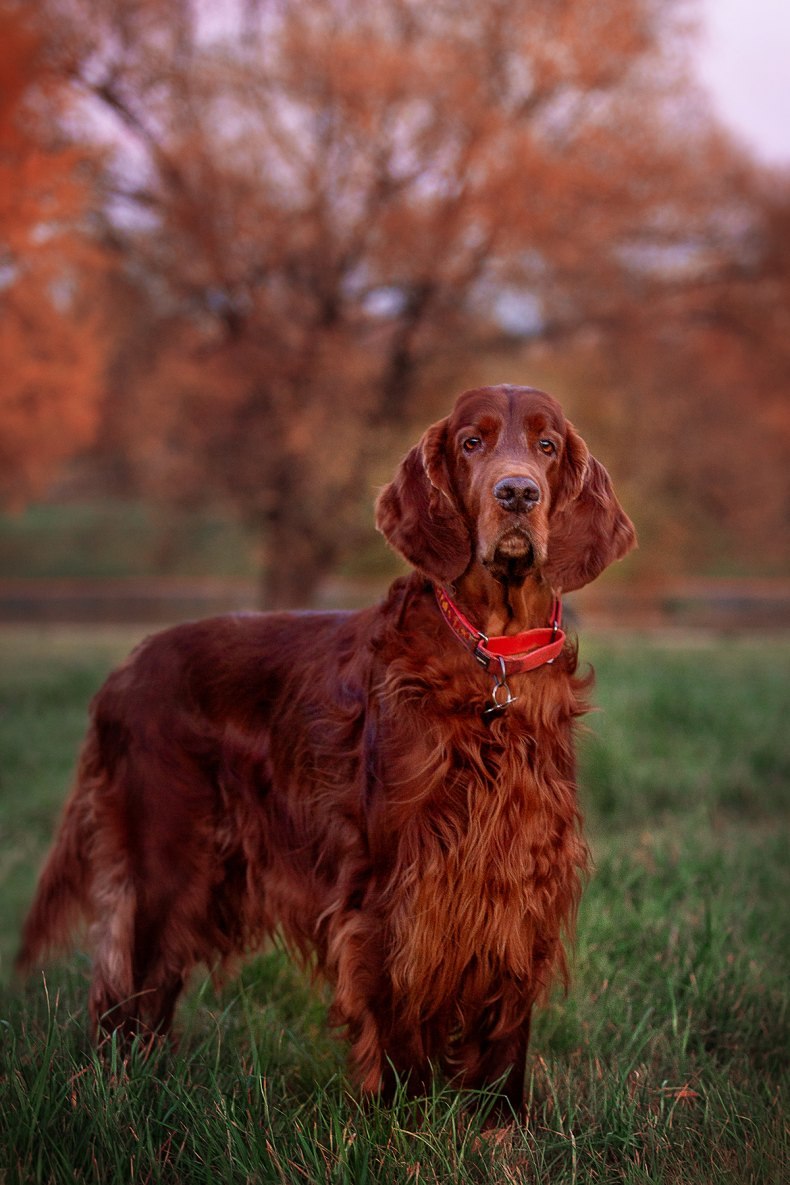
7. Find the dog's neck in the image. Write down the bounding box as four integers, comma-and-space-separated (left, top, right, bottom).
449, 565, 556, 637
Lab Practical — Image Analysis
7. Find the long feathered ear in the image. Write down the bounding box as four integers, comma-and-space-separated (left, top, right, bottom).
375, 419, 472, 584
545, 445, 637, 594
553, 421, 590, 513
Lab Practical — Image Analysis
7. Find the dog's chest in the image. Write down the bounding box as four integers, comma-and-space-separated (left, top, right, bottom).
380, 715, 582, 985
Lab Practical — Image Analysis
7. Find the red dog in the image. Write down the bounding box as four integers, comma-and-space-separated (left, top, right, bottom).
17, 385, 635, 1111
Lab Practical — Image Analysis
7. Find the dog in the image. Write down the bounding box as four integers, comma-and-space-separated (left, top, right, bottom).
17, 384, 635, 1112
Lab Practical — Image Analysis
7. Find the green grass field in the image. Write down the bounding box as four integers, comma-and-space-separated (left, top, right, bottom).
0, 627, 787, 1184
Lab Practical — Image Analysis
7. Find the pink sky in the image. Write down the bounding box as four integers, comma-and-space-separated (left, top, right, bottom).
696, 0, 790, 166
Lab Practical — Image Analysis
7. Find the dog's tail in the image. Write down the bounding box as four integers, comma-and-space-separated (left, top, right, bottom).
14, 738, 99, 977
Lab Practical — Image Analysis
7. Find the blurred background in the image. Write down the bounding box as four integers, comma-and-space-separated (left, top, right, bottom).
1, 0, 788, 625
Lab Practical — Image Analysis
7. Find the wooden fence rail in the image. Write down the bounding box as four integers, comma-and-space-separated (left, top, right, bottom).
0, 577, 788, 630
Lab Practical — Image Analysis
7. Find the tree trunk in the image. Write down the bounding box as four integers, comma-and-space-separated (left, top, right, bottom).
256, 516, 332, 611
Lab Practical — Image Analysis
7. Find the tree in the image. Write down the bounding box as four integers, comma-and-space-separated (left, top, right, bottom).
29, 0, 772, 601
521, 160, 790, 577
0, 2, 107, 508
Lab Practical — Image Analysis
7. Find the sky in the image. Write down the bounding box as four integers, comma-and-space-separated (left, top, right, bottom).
695, 0, 790, 166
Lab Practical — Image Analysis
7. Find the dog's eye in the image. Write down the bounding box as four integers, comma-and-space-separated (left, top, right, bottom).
462, 436, 483, 454
538, 439, 556, 456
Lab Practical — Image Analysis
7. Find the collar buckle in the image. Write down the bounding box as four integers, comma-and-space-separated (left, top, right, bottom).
472, 638, 491, 668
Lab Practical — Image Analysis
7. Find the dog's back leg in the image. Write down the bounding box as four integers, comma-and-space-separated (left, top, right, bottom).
86, 747, 226, 1044
87, 869, 188, 1045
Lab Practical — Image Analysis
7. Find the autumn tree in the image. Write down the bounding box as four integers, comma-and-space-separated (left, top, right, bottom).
522, 158, 790, 577
26, 0, 768, 602
0, 2, 108, 508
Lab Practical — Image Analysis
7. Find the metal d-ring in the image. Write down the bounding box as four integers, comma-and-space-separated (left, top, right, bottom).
483, 656, 518, 716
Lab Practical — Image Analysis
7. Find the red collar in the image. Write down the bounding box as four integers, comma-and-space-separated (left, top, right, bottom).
434, 584, 565, 675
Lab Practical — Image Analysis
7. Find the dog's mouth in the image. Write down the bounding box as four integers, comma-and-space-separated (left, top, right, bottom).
494, 527, 534, 560
484, 527, 537, 583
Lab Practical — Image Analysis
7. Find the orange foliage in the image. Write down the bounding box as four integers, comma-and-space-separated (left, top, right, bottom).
0, 3, 107, 507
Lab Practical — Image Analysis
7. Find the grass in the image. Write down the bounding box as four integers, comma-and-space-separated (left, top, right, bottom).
0, 626, 788, 1183
0, 502, 259, 579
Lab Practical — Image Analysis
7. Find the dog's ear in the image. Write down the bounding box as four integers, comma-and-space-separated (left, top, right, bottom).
376, 419, 472, 584
554, 421, 590, 512
545, 437, 637, 593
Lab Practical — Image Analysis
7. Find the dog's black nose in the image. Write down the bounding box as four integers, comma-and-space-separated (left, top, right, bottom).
493, 476, 541, 513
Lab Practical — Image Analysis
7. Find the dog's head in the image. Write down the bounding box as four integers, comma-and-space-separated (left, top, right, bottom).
376, 384, 636, 592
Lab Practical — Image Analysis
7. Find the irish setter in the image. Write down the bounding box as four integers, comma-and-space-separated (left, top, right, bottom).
17, 384, 635, 1112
